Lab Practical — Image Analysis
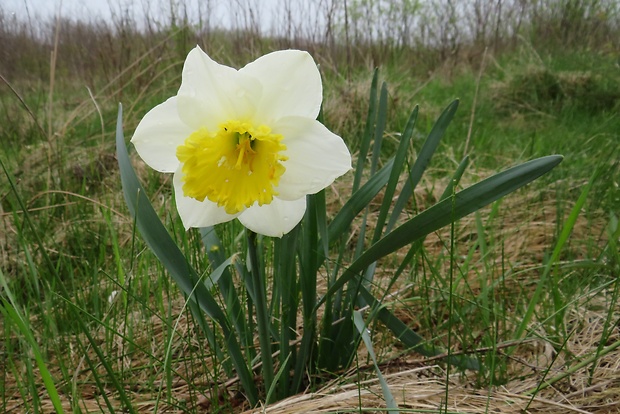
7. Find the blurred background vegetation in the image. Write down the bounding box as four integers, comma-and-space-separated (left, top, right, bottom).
1, 0, 619, 412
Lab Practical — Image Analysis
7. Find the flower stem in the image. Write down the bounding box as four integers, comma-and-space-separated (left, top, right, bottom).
247, 230, 275, 399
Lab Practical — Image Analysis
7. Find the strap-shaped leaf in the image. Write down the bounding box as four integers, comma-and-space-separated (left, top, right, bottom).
353, 82, 389, 259
318, 155, 563, 309
439, 155, 470, 201
373, 106, 419, 243
327, 157, 395, 243
361, 106, 420, 286
115, 105, 258, 404
353, 68, 380, 192
387, 100, 460, 232
358, 285, 480, 370
117, 107, 223, 321
353, 311, 398, 413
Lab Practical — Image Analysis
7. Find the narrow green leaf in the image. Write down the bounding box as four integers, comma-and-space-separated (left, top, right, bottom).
301, 194, 320, 317
274, 227, 299, 399
319, 155, 563, 308
246, 231, 275, 394
353, 311, 398, 413
75, 334, 123, 413
374, 156, 469, 295
265, 353, 292, 405
369, 156, 471, 316
115, 105, 258, 405
373, 106, 418, 243
117, 107, 221, 321
353, 68, 379, 192
158, 257, 231, 411
514, 168, 598, 340
358, 285, 479, 369
387, 100, 460, 232
1, 158, 136, 413
526, 336, 620, 396
0, 271, 65, 414
361, 106, 420, 286
439, 156, 470, 201
370, 81, 389, 176
353, 81, 389, 259
200, 227, 252, 351
314, 190, 329, 262
293, 194, 321, 393
327, 158, 394, 243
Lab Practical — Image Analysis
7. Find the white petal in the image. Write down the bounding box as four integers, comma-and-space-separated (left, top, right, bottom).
177, 46, 260, 129
273, 116, 352, 200
173, 169, 240, 229
241, 50, 322, 123
238, 197, 306, 237
130, 97, 193, 173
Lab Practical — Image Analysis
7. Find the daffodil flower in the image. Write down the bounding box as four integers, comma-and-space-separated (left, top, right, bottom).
131, 46, 351, 237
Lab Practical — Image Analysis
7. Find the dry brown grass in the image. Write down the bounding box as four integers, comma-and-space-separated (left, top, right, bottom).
2, 8, 617, 408
6, 283, 617, 414
1, 168, 617, 413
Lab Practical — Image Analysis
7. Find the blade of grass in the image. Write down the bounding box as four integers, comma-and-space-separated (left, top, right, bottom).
358, 285, 479, 369
0, 270, 64, 414
527, 336, 620, 396
265, 353, 292, 406
156, 255, 236, 412
373, 156, 471, 305
514, 168, 599, 341
360, 106, 421, 289
1, 158, 137, 413
439, 156, 470, 201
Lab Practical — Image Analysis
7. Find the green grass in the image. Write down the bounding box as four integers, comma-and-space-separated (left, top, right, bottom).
1, 7, 619, 412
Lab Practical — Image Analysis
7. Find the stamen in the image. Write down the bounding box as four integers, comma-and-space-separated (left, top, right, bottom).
176, 121, 288, 214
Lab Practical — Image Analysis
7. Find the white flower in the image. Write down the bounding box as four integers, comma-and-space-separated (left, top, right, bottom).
131, 46, 351, 237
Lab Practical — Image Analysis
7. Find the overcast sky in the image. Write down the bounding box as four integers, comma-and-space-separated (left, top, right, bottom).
2, 0, 290, 32
5, 0, 133, 22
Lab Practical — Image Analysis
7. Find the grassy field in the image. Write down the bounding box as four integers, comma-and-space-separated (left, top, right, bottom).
1, 1, 619, 412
